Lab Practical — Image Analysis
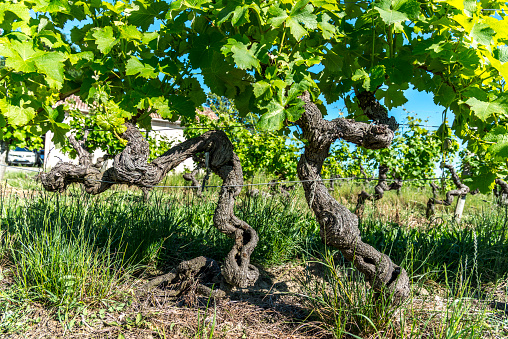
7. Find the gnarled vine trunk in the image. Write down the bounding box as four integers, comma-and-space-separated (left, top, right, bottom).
494, 179, 508, 206
356, 164, 403, 218
40, 125, 259, 289
426, 164, 469, 218
296, 92, 410, 303
41, 93, 410, 303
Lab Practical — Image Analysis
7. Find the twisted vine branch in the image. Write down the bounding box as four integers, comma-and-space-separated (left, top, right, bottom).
426, 164, 469, 218
355, 164, 403, 218
41, 124, 259, 290
494, 178, 508, 206
357, 91, 399, 132
296, 92, 410, 303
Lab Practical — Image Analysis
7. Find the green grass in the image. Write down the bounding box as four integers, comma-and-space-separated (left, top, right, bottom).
0, 174, 506, 337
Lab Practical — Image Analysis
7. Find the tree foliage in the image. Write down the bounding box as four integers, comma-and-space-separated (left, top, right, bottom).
0, 0, 507, 193
187, 0, 507, 191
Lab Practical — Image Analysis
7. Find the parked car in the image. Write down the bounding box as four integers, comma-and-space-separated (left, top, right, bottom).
7, 147, 37, 166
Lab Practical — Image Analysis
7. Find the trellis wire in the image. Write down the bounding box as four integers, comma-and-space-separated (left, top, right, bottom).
1, 164, 502, 207
87, 175, 453, 189
0, 162, 457, 188
0, 164, 43, 173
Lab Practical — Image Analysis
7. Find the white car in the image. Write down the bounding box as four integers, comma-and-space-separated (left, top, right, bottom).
8, 147, 37, 166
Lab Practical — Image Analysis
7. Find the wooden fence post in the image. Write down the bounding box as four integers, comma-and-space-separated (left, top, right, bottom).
454, 194, 467, 222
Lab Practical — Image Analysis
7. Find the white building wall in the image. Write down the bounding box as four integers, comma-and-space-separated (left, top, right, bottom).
44, 118, 193, 173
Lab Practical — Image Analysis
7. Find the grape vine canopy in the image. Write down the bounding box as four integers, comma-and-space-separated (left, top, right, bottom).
0, 0, 507, 303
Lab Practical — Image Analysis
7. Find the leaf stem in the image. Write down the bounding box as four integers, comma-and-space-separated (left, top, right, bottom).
0, 70, 12, 83
371, 17, 375, 69
280, 23, 286, 52
250, 6, 264, 35
388, 26, 393, 58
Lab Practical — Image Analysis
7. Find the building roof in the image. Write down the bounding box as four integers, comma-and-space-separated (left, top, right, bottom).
56, 95, 218, 123
55, 94, 91, 113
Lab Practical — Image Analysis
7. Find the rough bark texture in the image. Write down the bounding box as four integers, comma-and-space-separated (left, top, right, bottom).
355, 165, 403, 218
426, 164, 470, 218
269, 179, 297, 196
137, 256, 225, 298
359, 163, 373, 182
494, 179, 508, 206
182, 153, 212, 196
328, 175, 341, 192
183, 168, 203, 195
357, 91, 399, 131
296, 92, 410, 303
41, 124, 259, 289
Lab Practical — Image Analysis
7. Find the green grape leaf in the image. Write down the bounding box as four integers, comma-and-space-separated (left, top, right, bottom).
486, 126, 508, 161
464, 97, 506, 121
92, 26, 117, 54
119, 25, 143, 41
318, 13, 335, 39
375, 0, 419, 25
375, 7, 408, 25
0, 99, 36, 126
381, 57, 413, 84
257, 100, 286, 131
467, 172, 497, 193
0, 40, 37, 73
68, 51, 94, 64
433, 82, 456, 108
232, 5, 249, 26
151, 97, 172, 119
96, 112, 125, 132
268, 5, 288, 27
369, 65, 386, 90
287, 2, 317, 40
128, 1, 169, 31
253, 81, 271, 99
36, 106, 69, 146
494, 46, 508, 63
50, 123, 70, 148
181, 78, 206, 106
470, 23, 494, 46
125, 57, 158, 78
257, 84, 306, 130
221, 38, 260, 71
33, 52, 66, 84
375, 84, 408, 109
267, 1, 317, 40
322, 47, 343, 73
0, 2, 30, 23
489, 140, 508, 160
168, 95, 196, 118
285, 98, 305, 122
142, 31, 159, 44
352, 68, 370, 90
44, 105, 66, 123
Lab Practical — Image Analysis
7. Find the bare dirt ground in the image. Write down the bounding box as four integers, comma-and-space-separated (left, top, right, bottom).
0, 263, 332, 339
3, 260, 505, 339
